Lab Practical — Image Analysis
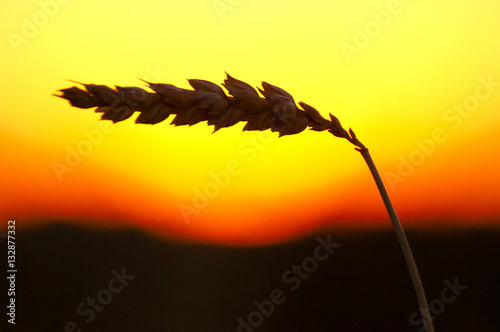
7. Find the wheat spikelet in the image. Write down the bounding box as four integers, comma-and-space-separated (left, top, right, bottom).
55, 73, 352, 139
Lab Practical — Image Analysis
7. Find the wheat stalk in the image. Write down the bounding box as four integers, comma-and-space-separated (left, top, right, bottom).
55, 72, 434, 332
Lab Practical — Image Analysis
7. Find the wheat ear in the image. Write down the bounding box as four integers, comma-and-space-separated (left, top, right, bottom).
55, 73, 434, 332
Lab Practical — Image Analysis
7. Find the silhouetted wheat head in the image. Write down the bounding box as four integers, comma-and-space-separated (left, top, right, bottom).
55, 73, 365, 149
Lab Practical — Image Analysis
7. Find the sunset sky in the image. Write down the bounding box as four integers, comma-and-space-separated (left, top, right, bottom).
1, 0, 499, 244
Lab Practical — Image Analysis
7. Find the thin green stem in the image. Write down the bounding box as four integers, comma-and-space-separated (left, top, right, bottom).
347, 136, 434, 332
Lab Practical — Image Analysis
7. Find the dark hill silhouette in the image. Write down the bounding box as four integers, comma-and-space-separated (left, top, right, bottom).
2, 223, 499, 331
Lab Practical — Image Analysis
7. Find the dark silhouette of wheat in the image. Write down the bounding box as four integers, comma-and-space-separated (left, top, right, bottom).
54, 72, 434, 332
55, 73, 365, 147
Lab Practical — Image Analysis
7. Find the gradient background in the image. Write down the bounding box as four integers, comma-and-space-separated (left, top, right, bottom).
1, 0, 499, 331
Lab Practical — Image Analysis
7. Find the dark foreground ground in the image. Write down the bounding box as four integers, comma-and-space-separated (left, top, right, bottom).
1, 223, 499, 332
